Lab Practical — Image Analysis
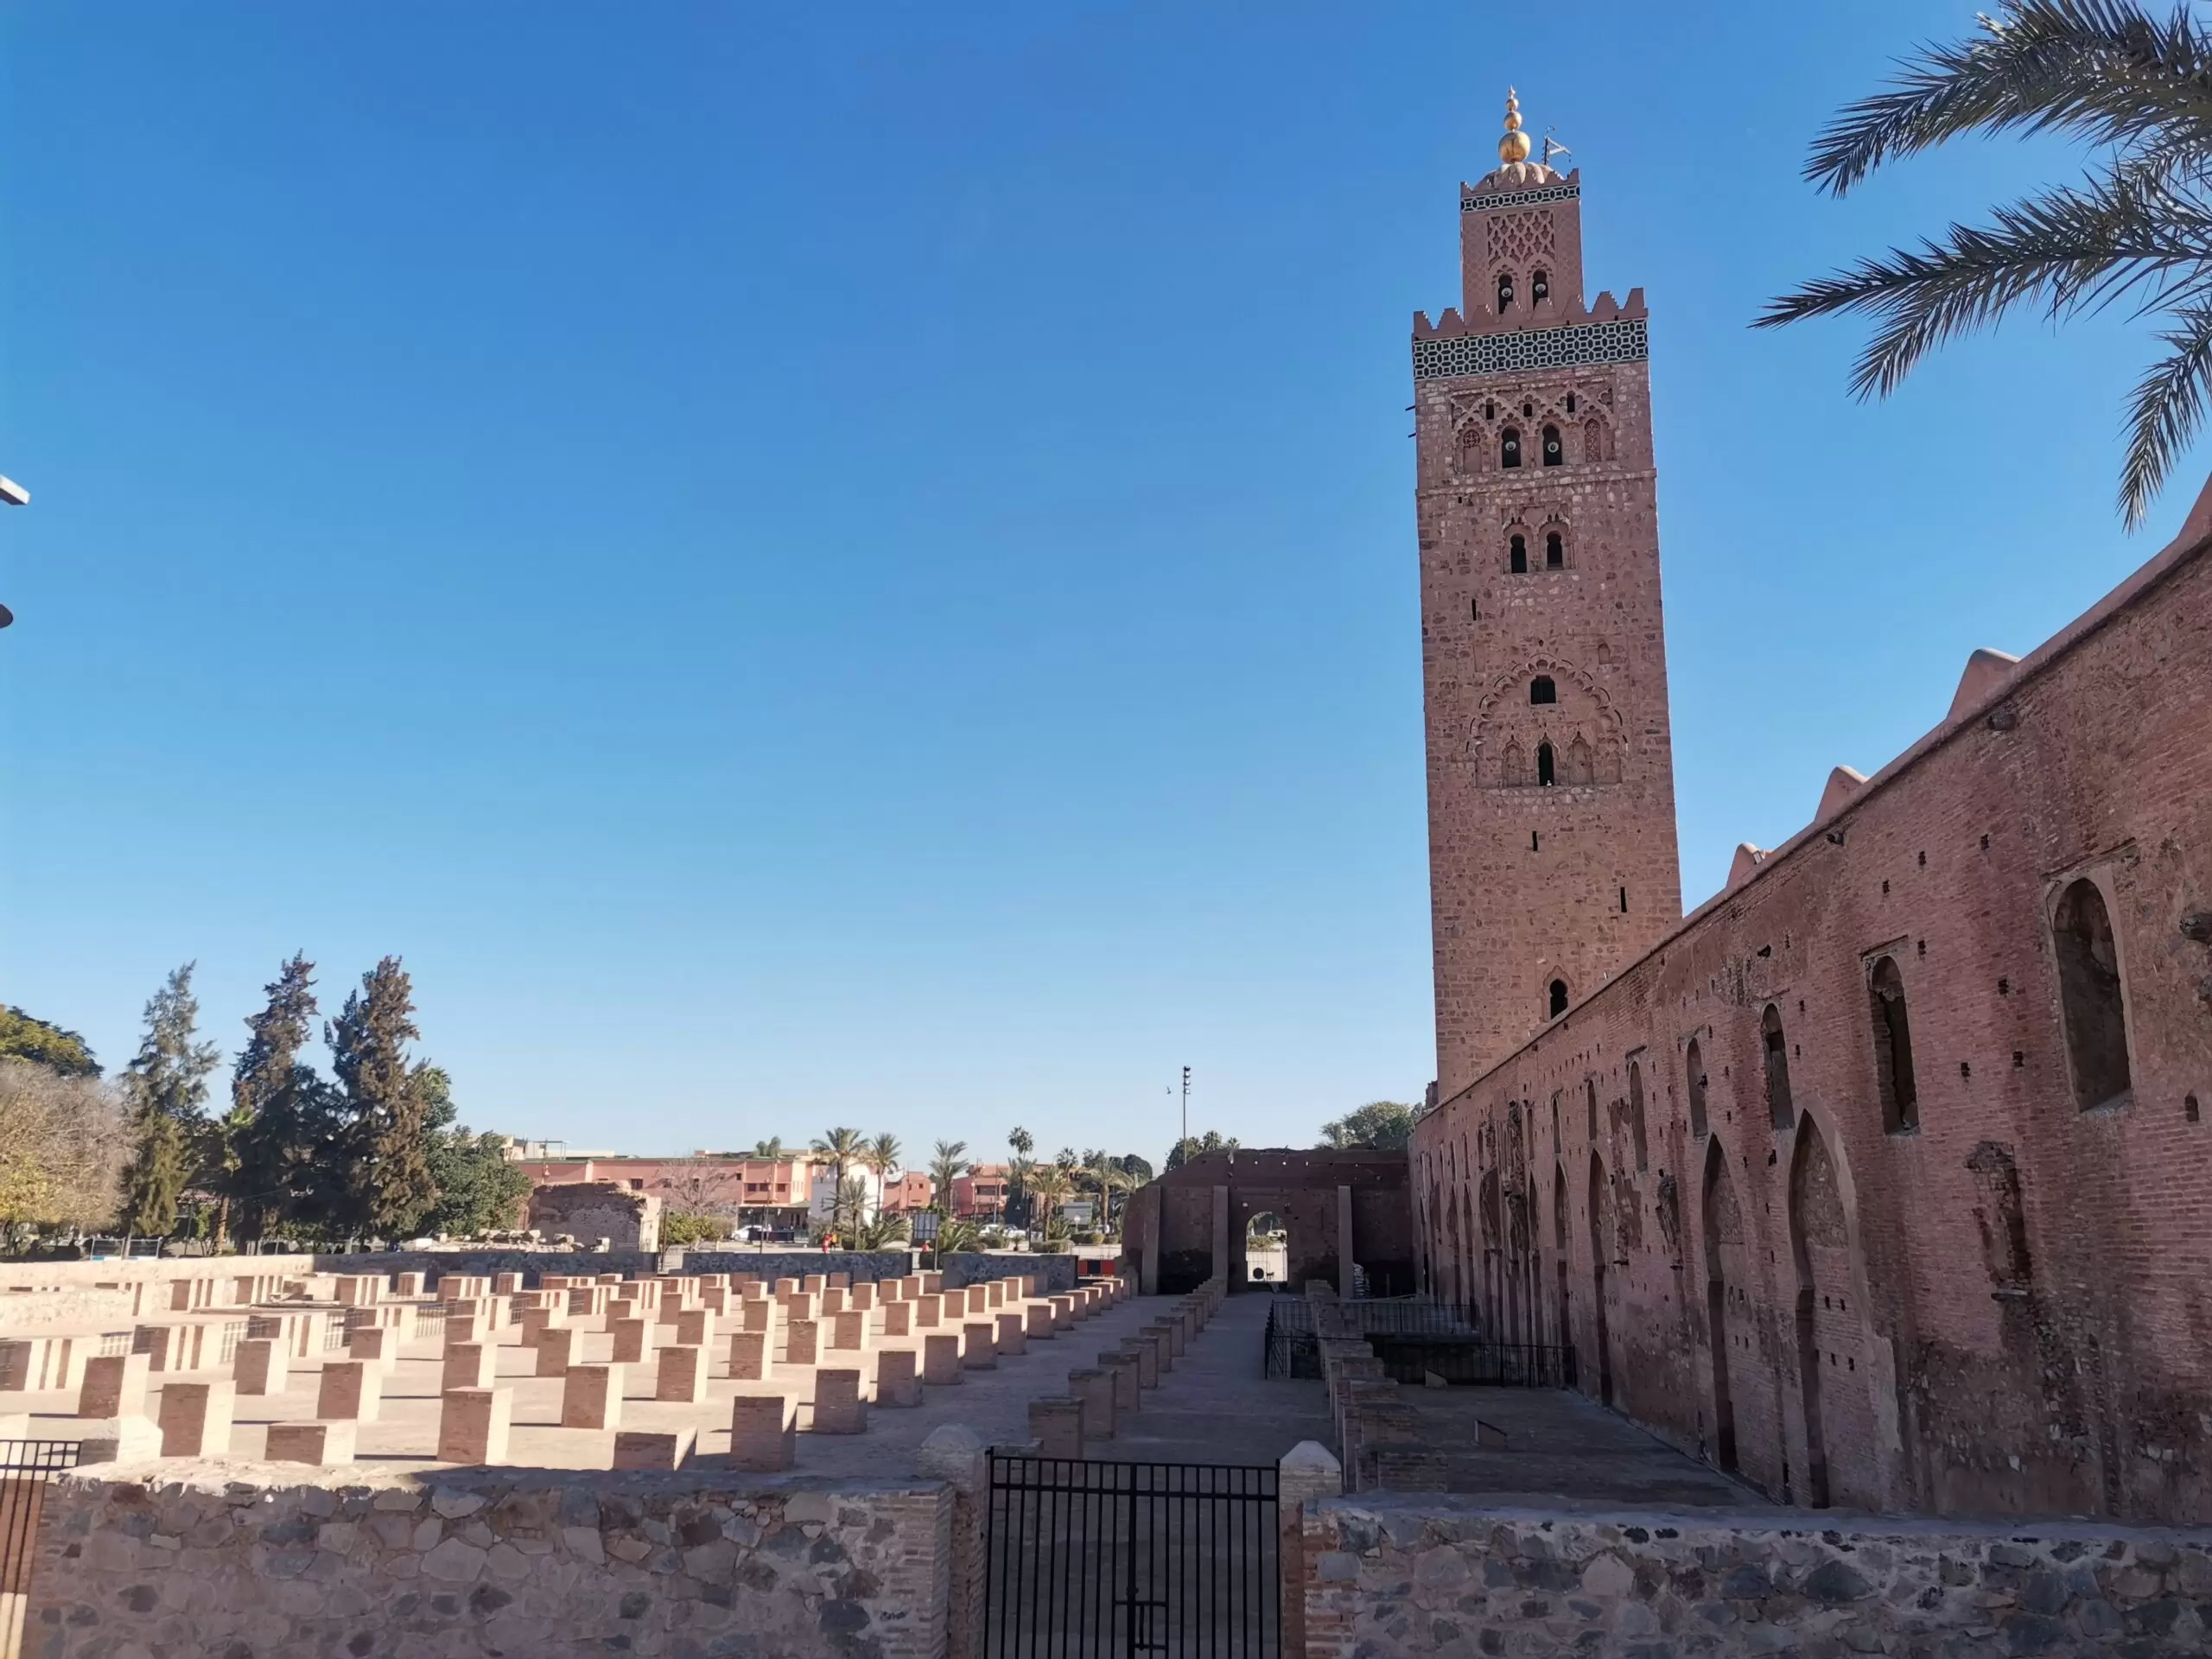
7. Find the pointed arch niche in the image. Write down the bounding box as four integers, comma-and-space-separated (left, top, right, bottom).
1470, 654, 1626, 790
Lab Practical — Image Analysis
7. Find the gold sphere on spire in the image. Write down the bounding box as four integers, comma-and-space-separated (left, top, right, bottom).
1498, 86, 1532, 163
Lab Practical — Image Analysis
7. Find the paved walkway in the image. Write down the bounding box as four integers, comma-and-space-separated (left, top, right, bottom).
1095, 1292, 1331, 1468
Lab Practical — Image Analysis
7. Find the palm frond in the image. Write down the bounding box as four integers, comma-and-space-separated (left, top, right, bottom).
1809, 0, 2212, 198
1757, 171, 2212, 396
2119, 296, 2212, 521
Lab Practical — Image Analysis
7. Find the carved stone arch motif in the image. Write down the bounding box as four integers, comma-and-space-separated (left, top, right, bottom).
1470, 654, 1627, 787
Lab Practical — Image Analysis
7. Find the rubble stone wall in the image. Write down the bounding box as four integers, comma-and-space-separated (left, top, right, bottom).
1301, 1495, 2212, 1658
31, 1461, 952, 1659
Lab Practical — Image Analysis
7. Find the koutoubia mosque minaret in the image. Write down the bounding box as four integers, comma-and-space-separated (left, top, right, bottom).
1416, 92, 1683, 1101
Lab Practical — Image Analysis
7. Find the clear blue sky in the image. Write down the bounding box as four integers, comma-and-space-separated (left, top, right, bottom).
0, 3, 2192, 1170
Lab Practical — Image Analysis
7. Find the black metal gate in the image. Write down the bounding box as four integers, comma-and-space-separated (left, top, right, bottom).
0, 1440, 80, 1659
984, 1453, 1279, 1659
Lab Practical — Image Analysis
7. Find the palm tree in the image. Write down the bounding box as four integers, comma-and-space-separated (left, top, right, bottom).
862, 1133, 902, 1216
1759, 0, 2212, 526
750, 1136, 785, 1161
810, 1127, 864, 1232
1087, 1153, 1135, 1235
1005, 1154, 1036, 1230
928, 1140, 969, 1215
1027, 1163, 1074, 1232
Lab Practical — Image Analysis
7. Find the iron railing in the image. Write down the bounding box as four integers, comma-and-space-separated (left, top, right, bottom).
0, 1440, 80, 1659
985, 1453, 1278, 1659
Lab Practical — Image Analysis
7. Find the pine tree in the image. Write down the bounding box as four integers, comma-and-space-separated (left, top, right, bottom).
328, 957, 436, 1239
118, 964, 220, 1236
217, 955, 337, 1242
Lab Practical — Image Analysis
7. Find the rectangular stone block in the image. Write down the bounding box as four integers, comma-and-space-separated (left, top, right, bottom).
655, 1344, 709, 1404
985, 1279, 1007, 1307
493, 1273, 524, 1295
883, 1301, 914, 1338
1103, 1351, 1142, 1416
78, 1414, 161, 1464
535, 1326, 578, 1378
849, 1283, 877, 1312
964, 1286, 990, 1316
79, 1353, 149, 1420
922, 1332, 963, 1385
157, 1380, 235, 1458
786, 1319, 821, 1367
811, 1367, 866, 1433
346, 1326, 398, 1375
133, 1325, 184, 1374
919, 1271, 944, 1294
1026, 1304, 1055, 1339
772, 1278, 800, 1297
829, 1311, 868, 1352
728, 1330, 769, 1380
995, 1312, 1027, 1357
442, 1343, 496, 1392
739, 1300, 779, 1338
913, 1295, 942, 1330
675, 1308, 716, 1348
801, 1274, 826, 1295
1030, 1395, 1084, 1459
265, 1421, 355, 1465
1122, 1336, 1159, 1389
1070, 1368, 1116, 1439
1049, 1296, 1076, 1332
613, 1427, 696, 1471
562, 1363, 625, 1430
610, 1317, 656, 1363
826, 1272, 849, 1290
729, 1394, 794, 1471
438, 1386, 512, 1464
818, 1287, 849, 1317
318, 1361, 382, 1422
233, 1338, 289, 1396
394, 1272, 426, 1298
874, 1348, 920, 1407
961, 1321, 997, 1370
444, 1312, 483, 1347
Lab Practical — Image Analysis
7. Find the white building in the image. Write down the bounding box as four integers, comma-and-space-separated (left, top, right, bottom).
806, 1164, 886, 1226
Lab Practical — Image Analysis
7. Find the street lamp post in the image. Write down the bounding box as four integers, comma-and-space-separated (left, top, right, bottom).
1180, 1066, 1191, 1161
0, 474, 28, 628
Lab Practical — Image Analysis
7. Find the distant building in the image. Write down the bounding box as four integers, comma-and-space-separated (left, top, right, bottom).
950, 1164, 1010, 1220
879, 1172, 934, 1213
509, 1154, 814, 1232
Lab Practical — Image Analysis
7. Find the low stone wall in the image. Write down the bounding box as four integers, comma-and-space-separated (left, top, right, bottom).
0, 1283, 135, 1331
33, 1460, 952, 1658
935, 1253, 1077, 1294
1300, 1496, 2212, 1657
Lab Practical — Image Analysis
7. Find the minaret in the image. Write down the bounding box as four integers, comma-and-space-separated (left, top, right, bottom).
1415, 92, 1683, 1100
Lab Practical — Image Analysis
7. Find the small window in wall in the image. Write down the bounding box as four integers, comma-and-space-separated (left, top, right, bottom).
1762, 1003, 1796, 1130
1687, 1038, 1708, 1137
1510, 533, 1529, 574
1565, 392, 1578, 414
1868, 956, 1919, 1133
1586, 1078, 1599, 1141
2052, 876, 2133, 1109
1501, 428, 1522, 468
1530, 676, 1557, 705
1541, 424, 1564, 467
1497, 272, 1515, 312
1545, 531, 1564, 569
1549, 980, 1569, 1019
1628, 1059, 1649, 1171
1532, 269, 1550, 303
1536, 741, 1555, 786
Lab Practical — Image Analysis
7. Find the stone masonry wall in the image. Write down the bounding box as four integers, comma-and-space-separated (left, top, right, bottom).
32, 1460, 951, 1659
1301, 1496, 2212, 1658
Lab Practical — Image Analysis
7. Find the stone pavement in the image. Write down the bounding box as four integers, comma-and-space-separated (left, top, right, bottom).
1093, 1290, 1332, 1467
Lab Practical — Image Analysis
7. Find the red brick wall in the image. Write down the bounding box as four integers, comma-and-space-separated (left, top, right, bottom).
1412, 517, 2212, 1523
1119, 1150, 1413, 1292
1416, 162, 1683, 1097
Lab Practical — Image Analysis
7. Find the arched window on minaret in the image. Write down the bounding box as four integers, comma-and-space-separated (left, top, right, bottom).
1536, 741, 1556, 787
1497, 271, 1515, 313
1530, 676, 1557, 705
1585, 417, 1609, 462
1510, 533, 1529, 574
1545, 531, 1565, 569
1501, 428, 1522, 468
1548, 980, 1569, 1019
1532, 269, 1550, 304
1541, 424, 1564, 467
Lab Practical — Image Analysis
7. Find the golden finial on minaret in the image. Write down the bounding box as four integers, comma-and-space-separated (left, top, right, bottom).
1498, 87, 1532, 164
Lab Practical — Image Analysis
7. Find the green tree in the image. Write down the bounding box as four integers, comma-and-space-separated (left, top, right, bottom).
750, 1136, 786, 1160
211, 954, 325, 1243
0, 1007, 99, 1077
118, 964, 220, 1236
1317, 1101, 1421, 1152
1759, 0, 2212, 525
928, 1140, 969, 1214
810, 1127, 865, 1232
329, 957, 435, 1238
416, 1066, 532, 1238
1164, 1129, 1238, 1171
1116, 1153, 1154, 1184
